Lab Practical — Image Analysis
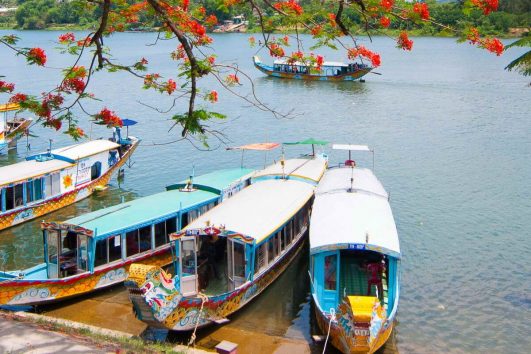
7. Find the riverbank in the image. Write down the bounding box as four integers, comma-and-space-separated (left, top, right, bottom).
0, 310, 204, 354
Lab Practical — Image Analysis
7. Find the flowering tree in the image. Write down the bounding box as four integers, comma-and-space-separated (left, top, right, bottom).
0, 0, 512, 144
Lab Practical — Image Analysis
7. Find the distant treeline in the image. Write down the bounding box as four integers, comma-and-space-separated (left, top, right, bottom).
1, 0, 529, 36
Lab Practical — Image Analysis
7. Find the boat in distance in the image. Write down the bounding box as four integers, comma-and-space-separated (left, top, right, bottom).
0, 131, 139, 231
253, 56, 373, 82
0, 168, 254, 306
0, 103, 32, 151
310, 144, 400, 353
125, 154, 328, 331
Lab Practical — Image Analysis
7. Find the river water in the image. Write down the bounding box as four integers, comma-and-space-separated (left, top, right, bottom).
0, 32, 529, 353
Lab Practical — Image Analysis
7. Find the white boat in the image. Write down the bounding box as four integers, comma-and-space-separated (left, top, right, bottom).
0, 134, 139, 231
310, 144, 400, 353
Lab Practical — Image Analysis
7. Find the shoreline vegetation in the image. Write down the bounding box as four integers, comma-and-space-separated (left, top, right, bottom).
0, 1, 529, 38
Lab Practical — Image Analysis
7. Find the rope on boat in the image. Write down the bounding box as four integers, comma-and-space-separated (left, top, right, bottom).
188, 292, 208, 348
322, 308, 337, 354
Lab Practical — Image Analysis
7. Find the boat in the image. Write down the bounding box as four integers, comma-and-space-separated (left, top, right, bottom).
253, 56, 372, 81
124, 152, 328, 331
0, 130, 139, 231
0, 103, 32, 151
309, 144, 400, 353
212, 15, 248, 33
0, 168, 255, 306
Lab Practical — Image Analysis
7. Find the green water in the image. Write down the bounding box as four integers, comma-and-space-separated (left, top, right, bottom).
1, 32, 529, 353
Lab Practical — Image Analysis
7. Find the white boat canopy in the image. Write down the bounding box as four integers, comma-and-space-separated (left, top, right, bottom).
252, 158, 327, 183
332, 144, 371, 152
310, 167, 400, 257
184, 178, 315, 244
0, 139, 121, 186
273, 59, 349, 68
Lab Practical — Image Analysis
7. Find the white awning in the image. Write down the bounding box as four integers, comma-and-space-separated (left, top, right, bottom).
184, 179, 315, 244
51, 139, 120, 160
332, 144, 371, 152
310, 167, 400, 256
252, 157, 327, 183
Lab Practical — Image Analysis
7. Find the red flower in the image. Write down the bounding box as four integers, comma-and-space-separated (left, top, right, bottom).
205, 15, 217, 27
166, 79, 177, 95
311, 25, 322, 36
347, 46, 381, 68
58, 32, 75, 44
413, 2, 430, 20
328, 13, 336, 27
273, 0, 303, 16
27, 47, 47, 66
471, 0, 498, 15
207, 56, 216, 65
483, 38, 504, 56
182, 0, 190, 11
380, 0, 394, 11
467, 27, 480, 44
225, 74, 240, 85
9, 93, 27, 104
61, 78, 86, 94
0, 81, 15, 93
316, 55, 324, 70
380, 16, 391, 28
95, 108, 123, 128
269, 43, 285, 58
206, 90, 218, 103
248, 36, 256, 47
77, 36, 92, 47
397, 31, 413, 51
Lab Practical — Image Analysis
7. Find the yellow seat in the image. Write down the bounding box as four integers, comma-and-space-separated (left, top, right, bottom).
347, 295, 378, 322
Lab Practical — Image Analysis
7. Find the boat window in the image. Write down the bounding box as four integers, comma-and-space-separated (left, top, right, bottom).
167, 217, 177, 234
59, 231, 78, 277
139, 225, 152, 252
46, 229, 60, 279
181, 212, 189, 228
267, 236, 276, 263
77, 234, 88, 272
14, 184, 23, 207
45, 173, 61, 197
91, 162, 102, 181
254, 243, 267, 274
26, 178, 44, 204
108, 235, 122, 262
94, 239, 107, 267
233, 242, 245, 278
154, 221, 167, 247
280, 228, 286, 252
126, 230, 140, 256
4, 186, 15, 210
324, 254, 337, 290
289, 219, 295, 242
188, 209, 199, 223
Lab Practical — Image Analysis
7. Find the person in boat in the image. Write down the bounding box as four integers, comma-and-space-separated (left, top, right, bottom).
200, 235, 220, 281
325, 255, 337, 289
366, 257, 386, 297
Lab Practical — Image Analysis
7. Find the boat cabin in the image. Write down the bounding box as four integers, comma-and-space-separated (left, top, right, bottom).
272, 60, 369, 76
170, 158, 326, 297
0, 139, 125, 214
0, 103, 31, 150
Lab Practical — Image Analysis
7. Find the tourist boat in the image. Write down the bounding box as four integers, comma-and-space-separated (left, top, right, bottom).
0, 131, 140, 231
253, 56, 372, 81
310, 144, 400, 353
125, 154, 328, 331
0, 103, 32, 151
0, 168, 254, 306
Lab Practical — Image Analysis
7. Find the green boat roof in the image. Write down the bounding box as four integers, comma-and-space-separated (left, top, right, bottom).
66, 168, 253, 238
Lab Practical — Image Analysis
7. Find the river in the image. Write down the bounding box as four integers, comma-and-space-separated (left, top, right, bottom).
0, 31, 529, 353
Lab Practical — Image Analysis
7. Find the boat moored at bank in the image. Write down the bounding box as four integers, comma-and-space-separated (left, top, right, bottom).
310, 144, 400, 353
125, 155, 328, 331
253, 56, 372, 82
0, 133, 139, 231
0, 168, 254, 306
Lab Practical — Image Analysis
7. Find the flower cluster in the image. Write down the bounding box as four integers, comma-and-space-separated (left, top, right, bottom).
348, 46, 381, 67
273, 0, 303, 16
397, 32, 413, 51
248, 36, 256, 47
9, 93, 27, 104
311, 25, 323, 36
94, 108, 123, 128
269, 43, 285, 58
413, 2, 430, 20
0, 81, 15, 93
466, 27, 504, 56
205, 90, 218, 103
225, 74, 240, 85
58, 32, 75, 44
165, 79, 177, 95
26, 47, 47, 66
380, 16, 391, 28
380, 0, 394, 11
471, 0, 498, 15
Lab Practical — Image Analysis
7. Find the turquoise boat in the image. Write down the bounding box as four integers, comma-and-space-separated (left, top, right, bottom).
0, 168, 254, 306
310, 144, 400, 353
